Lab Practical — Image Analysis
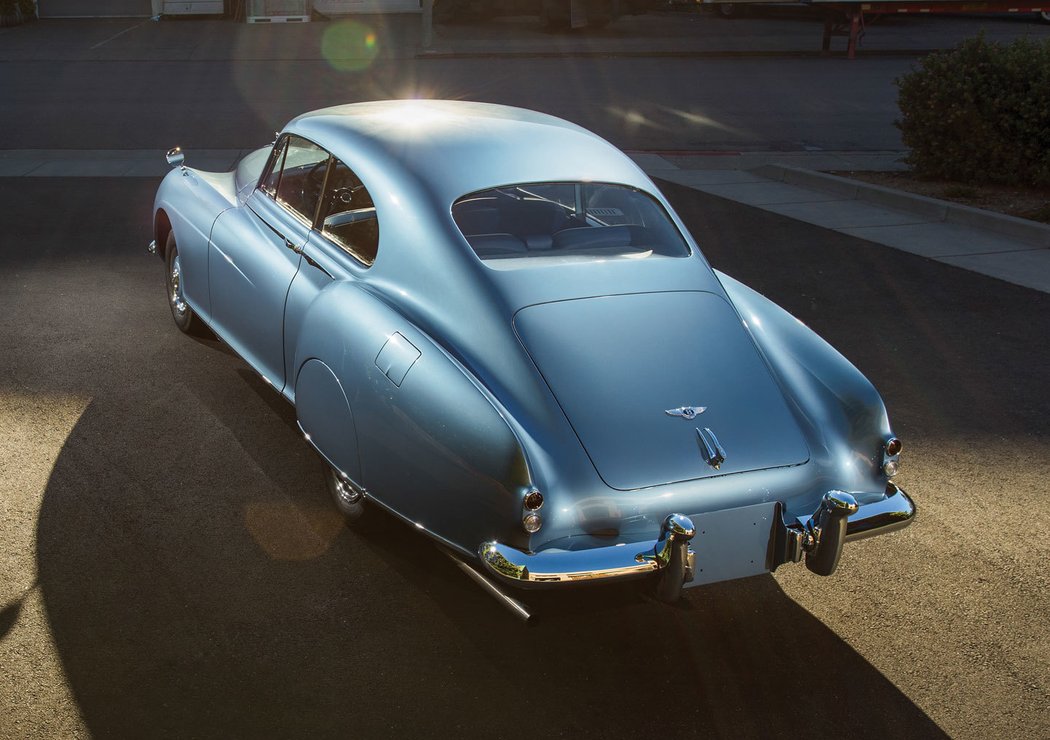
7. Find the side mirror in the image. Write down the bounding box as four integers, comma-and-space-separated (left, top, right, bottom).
166, 147, 185, 169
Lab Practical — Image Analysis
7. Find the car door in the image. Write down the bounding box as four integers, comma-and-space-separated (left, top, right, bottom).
284, 155, 381, 485
208, 134, 330, 391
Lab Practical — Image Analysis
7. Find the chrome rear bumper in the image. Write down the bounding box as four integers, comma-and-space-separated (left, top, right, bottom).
478, 483, 915, 591
843, 483, 916, 542
480, 513, 697, 590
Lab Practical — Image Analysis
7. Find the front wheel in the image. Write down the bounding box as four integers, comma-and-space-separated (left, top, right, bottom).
164, 231, 203, 335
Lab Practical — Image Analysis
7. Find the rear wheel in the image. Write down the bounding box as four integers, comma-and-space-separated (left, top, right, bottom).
324, 460, 369, 526
165, 231, 203, 335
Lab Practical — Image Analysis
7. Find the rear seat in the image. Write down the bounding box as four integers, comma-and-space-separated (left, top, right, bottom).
466, 233, 529, 258
551, 225, 632, 251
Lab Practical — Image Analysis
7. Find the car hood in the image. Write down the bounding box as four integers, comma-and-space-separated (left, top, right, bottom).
513, 291, 810, 491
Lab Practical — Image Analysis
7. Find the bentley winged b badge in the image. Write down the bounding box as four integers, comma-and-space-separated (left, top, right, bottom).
664, 406, 707, 420
665, 407, 726, 469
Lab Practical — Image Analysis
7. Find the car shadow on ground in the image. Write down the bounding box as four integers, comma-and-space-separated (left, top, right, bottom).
33, 371, 947, 738
7, 178, 959, 737
17, 174, 1050, 738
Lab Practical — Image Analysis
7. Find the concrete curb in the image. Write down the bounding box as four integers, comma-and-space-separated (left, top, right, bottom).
753, 165, 1050, 249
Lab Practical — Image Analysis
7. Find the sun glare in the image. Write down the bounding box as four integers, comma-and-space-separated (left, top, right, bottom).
321, 20, 381, 73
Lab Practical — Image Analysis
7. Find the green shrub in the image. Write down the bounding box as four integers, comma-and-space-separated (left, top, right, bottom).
896, 35, 1050, 188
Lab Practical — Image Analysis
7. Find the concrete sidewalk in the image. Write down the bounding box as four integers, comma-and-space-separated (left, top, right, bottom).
643, 155, 1050, 294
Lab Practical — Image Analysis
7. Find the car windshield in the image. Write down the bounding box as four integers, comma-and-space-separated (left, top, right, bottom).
451, 182, 690, 266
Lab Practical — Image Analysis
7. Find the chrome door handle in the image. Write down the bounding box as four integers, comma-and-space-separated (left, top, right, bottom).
303, 252, 333, 278
284, 238, 301, 254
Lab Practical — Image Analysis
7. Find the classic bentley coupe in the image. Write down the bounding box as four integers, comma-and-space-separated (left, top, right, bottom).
150, 100, 914, 614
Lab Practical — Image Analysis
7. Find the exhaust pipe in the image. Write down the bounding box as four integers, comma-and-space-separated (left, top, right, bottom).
442, 548, 533, 623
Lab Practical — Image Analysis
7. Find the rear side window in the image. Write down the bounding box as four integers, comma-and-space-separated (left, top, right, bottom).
317, 158, 379, 267
451, 182, 690, 264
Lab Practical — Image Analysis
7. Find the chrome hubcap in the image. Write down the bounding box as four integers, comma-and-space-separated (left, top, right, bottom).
333, 476, 362, 507
170, 256, 187, 317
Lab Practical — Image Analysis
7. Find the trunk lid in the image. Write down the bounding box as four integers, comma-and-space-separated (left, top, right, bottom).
513, 291, 809, 490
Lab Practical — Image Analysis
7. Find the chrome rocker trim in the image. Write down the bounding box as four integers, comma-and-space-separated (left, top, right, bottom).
479, 484, 915, 590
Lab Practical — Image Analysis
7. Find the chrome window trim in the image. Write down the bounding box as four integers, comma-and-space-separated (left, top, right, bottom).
257, 133, 380, 268
315, 224, 377, 269
257, 136, 287, 197
257, 133, 335, 231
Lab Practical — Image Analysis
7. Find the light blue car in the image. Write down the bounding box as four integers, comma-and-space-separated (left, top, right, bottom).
150, 100, 914, 616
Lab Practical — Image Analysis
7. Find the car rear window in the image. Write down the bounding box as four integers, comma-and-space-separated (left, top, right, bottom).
451, 182, 690, 264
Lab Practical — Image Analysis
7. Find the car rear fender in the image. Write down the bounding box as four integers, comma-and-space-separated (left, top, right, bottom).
716, 270, 892, 513
292, 280, 535, 554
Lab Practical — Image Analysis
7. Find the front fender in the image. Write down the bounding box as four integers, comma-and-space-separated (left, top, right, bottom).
153, 167, 233, 321
292, 280, 533, 554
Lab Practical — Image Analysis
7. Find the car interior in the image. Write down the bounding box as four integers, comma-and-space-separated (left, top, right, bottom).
452, 183, 689, 262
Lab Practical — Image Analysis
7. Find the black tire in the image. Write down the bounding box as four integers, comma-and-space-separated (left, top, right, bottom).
164, 231, 203, 335
433, 0, 456, 23
434, 0, 500, 23
585, 0, 614, 28
541, 0, 570, 28
542, 0, 614, 29
323, 460, 369, 525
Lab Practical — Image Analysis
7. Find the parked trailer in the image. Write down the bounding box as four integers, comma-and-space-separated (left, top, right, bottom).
700, 0, 1050, 57
432, 0, 652, 28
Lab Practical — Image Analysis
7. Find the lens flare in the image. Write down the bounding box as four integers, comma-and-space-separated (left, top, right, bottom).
321, 20, 380, 73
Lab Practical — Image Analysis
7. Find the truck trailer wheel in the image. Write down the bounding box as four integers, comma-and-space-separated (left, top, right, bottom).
542, 0, 615, 29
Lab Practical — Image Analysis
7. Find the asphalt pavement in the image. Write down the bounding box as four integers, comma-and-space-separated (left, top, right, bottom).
1, 10, 1049, 740
1, 13, 1049, 153
2, 174, 1049, 739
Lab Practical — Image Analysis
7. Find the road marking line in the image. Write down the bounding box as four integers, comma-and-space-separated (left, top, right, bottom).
90, 22, 146, 50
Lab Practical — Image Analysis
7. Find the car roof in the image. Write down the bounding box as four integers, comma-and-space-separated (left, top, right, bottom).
286, 100, 652, 204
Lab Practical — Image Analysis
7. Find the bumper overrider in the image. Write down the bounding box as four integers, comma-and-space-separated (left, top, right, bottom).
479, 483, 915, 601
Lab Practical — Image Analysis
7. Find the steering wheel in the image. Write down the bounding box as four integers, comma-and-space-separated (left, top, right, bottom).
330, 184, 364, 206
323, 184, 368, 220
300, 159, 329, 211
